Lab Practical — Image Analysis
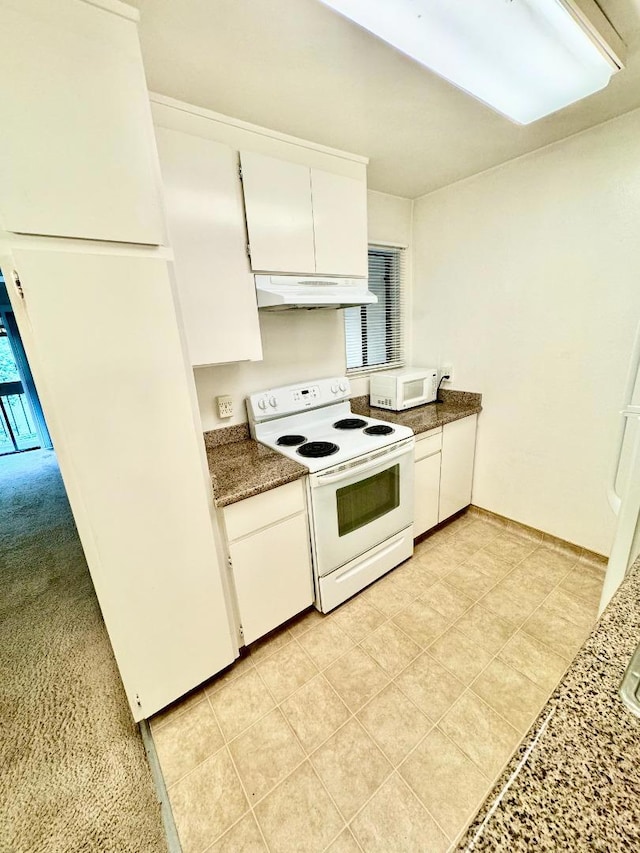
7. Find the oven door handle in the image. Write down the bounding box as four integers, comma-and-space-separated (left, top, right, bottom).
313, 439, 414, 486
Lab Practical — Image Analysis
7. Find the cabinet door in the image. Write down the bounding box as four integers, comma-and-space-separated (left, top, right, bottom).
311, 169, 368, 277
414, 452, 441, 537
0, 0, 165, 244
156, 128, 263, 366
240, 151, 316, 274
229, 513, 314, 645
5, 246, 236, 719
439, 415, 478, 523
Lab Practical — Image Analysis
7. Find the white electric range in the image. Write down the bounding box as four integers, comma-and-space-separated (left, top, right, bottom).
247, 377, 415, 612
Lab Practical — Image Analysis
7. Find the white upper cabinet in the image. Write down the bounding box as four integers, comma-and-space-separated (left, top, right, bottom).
155, 128, 263, 366
0, 0, 165, 245
240, 151, 316, 274
240, 150, 367, 277
311, 168, 368, 277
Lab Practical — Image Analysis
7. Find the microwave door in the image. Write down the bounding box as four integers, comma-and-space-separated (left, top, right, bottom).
402, 378, 427, 404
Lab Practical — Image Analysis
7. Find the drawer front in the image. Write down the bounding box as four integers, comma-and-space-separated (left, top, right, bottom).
224, 478, 306, 541
415, 430, 442, 461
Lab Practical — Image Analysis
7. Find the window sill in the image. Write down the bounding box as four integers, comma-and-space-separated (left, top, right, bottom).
346, 361, 405, 378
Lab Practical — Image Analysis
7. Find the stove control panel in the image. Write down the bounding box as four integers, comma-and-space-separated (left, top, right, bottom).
248, 377, 351, 423
292, 385, 319, 405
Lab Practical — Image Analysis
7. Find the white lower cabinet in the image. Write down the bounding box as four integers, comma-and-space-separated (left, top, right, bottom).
414, 414, 478, 537
439, 414, 478, 523
223, 480, 314, 645
414, 429, 442, 537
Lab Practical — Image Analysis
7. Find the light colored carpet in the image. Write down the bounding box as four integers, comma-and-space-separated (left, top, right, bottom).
0, 450, 167, 853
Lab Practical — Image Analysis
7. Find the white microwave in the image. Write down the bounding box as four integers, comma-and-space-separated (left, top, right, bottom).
369, 367, 438, 411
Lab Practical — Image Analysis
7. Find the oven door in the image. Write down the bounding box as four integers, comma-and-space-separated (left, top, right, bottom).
309, 438, 414, 577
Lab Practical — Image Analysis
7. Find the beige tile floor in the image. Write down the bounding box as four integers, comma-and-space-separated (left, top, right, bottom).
150, 509, 605, 853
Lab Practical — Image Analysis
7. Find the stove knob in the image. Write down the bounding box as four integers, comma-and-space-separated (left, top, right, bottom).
257, 398, 267, 410
269, 396, 277, 408
339, 381, 347, 392
331, 383, 339, 394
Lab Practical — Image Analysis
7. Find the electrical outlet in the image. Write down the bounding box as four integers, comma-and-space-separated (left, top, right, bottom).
216, 395, 233, 419
441, 363, 454, 384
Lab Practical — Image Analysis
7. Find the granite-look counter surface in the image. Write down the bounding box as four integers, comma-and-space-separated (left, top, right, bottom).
205, 389, 482, 506
458, 557, 640, 852
204, 425, 306, 508
350, 388, 482, 435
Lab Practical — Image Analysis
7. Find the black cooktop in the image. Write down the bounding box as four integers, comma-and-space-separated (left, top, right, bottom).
333, 418, 367, 430
297, 441, 340, 458
364, 424, 394, 436
277, 434, 307, 446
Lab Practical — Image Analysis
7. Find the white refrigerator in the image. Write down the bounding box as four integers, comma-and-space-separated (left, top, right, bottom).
600, 320, 640, 614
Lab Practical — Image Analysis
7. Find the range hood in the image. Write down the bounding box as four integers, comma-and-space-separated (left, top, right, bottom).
255, 275, 377, 310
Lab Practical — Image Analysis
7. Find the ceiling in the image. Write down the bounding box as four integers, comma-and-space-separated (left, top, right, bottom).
131, 0, 640, 199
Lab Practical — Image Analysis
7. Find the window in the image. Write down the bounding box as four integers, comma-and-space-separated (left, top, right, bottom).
344, 245, 405, 373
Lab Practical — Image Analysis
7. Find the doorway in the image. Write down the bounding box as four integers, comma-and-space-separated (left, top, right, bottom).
0, 274, 51, 455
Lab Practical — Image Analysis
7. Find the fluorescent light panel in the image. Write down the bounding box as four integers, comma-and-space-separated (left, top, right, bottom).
318, 0, 621, 124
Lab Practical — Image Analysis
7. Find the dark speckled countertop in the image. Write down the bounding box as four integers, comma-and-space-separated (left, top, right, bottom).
351, 388, 482, 435
204, 424, 306, 507
458, 557, 640, 852
204, 389, 482, 507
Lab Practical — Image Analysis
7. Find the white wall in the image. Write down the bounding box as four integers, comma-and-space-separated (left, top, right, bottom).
195, 189, 412, 429
411, 108, 640, 556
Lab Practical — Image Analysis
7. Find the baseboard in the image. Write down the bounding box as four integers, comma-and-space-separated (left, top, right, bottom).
466, 504, 608, 566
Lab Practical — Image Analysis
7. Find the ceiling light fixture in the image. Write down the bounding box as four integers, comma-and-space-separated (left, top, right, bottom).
318, 0, 625, 124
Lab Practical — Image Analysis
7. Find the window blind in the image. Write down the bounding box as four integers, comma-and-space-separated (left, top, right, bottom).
344, 245, 405, 373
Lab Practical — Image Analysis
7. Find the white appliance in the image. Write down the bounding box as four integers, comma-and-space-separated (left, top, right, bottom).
369, 367, 438, 411
601, 320, 640, 614
248, 377, 415, 612
254, 274, 377, 310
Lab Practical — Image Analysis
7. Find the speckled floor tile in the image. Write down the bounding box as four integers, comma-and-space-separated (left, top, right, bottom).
392, 597, 453, 647
280, 674, 350, 754
208, 813, 267, 852
360, 621, 421, 676
498, 631, 569, 692
324, 646, 389, 712
209, 668, 275, 742
351, 773, 449, 853
228, 709, 305, 802
400, 727, 490, 840
395, 652, 465, 721
472, 658, 548, 731
255, 640, 317, 702
254, 761, 344, 853
311, 718, 392, 820
153, 504, 610, 853
296, 619, 354, 669
455, 603, 516, 655
440, 692, 521, 777
358, 683, 432, 765
168, 748, 248, 853
153, 698, 223, 786
428, 627, 493, 684
331, 595, 386, 642
457, 560, 632, 853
